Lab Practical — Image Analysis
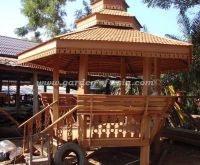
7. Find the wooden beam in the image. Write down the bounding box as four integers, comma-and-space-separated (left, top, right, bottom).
16, 75, 20, 110
52, 68, 59, 122
120, 57, 126, 95
78, 55, 88, 94
33, 73, 39, 115
162, 127, 200, 146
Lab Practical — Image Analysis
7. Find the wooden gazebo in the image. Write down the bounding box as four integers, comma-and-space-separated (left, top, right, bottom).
18, 0, 192, 164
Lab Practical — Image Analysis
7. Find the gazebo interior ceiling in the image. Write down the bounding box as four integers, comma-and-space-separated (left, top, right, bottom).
30, 54, 188, 75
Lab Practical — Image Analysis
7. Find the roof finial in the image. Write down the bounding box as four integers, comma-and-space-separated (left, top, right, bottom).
91, 0, 129, 13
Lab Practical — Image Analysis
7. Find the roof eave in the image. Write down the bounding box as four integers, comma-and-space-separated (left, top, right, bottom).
17, 38, 56, 57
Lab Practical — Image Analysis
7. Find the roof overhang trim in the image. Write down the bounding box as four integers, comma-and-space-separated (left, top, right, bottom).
18, 39, 192, 65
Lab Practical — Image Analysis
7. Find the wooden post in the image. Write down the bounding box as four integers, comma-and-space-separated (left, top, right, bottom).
77, 55, 88, 144
66, 84, 70, 93
8, 80, 10, 107
16, 75, 20, 110
44, 85, 47, 92
0, 78, 2, 92
33, 73, 39, 115
78, 55, 88, 94
153, 58, 162, 155
52, 68, 59, 122
154, 58, 161, 94
0, 78, 2, 107
120, 57, 126, 95
140, 57, 151, 165
143, 58, 152, 95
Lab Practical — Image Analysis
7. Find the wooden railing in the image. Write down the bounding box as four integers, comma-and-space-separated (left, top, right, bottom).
19, 93, 78, 153
76, 95, 177, 148
41, 105, 79, 142
18, 101, 58, 152
40, 93, 77, 116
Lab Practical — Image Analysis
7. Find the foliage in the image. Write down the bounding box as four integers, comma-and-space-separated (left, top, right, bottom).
192, 13, 200, 54
74, 0, 92, 20
145, 0, 200, 129
15, 0, 76, 40
151, 0, 200, 99
163, 11, 200, 97
143, 0, 200, 11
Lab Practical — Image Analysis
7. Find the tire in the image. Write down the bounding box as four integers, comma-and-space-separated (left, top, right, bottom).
54, 142, 86, 165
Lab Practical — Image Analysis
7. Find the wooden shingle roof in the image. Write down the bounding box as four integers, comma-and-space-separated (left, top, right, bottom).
58, 27, 191, 46
17, 0, 192, 75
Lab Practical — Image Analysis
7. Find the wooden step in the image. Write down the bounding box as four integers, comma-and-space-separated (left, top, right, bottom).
25, 155, 49, 165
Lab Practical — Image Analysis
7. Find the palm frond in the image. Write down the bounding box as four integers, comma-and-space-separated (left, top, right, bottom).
178, 12, 192, 41
165, 34, 182, 41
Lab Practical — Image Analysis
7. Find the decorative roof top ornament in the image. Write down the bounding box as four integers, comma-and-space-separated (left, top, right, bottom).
76, 0, 142, 30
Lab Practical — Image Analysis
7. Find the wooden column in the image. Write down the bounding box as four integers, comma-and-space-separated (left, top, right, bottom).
120, 57, 126, 95
16, 75, 20, 110
143, 58, 152, 95
52, 68, 59, 122
8, 80, 10, 107
33, 73, 39, 115
153, 58, 162, 155
44, 85, 47, 92
77, 55, 88, 144
154, 58, 161, 95
66, 84, 70, 93
0, 78, 2, 92
0, 78, 2, 107
140, 57, 151, 165
78, 55, 88, 94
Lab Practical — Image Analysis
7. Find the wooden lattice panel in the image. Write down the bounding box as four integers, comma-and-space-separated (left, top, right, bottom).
89, 114, 141, 139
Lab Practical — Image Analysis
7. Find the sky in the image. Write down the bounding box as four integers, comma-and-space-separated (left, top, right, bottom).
0, 0, 197, 40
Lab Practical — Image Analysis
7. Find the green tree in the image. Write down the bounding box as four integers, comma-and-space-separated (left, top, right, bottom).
191, 13, 200, 54
15, 0, 76, 40
143, 0, 200, 11
74, 0, 91, 20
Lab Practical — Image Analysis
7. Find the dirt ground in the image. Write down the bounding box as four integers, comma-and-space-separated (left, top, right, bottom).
86, 141, 200, 165
1, 127, 200, 165
1, 141, 199, 165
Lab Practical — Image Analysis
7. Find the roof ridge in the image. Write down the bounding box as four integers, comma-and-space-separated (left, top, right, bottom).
0, 35, 38, 44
